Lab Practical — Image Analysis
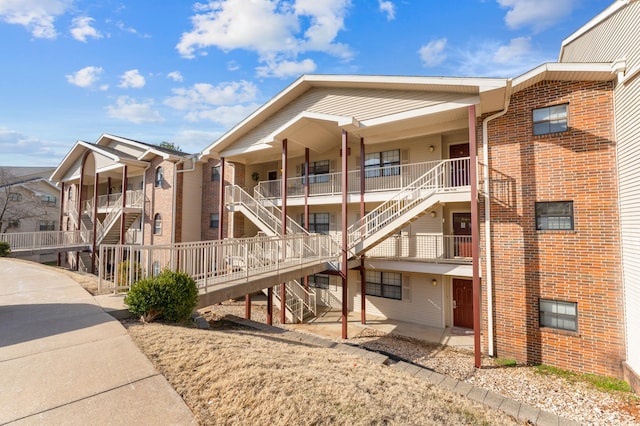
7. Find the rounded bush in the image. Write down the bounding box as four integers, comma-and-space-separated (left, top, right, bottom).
0, 241, 10, 257
124, 270, 198, 323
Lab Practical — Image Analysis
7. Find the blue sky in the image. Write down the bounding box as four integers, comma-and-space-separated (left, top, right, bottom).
0, 0, 612, 166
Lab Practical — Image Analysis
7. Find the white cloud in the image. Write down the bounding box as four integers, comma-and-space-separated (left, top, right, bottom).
107, 96, 164, 124
493, 36, 531, 64
256, 58, 316, 78
114, 20, 151, 38
0, 0, 73, 39
164, 81, 258, 110
176, 0, 352, 76
497, 0, 575, 32
66, 66, 105, 89
0, 127, 68, 166
378, 0, 395, 21
453, 38, 550, 77
70, 16, 102, 42
184, 103, 261, 127
418, 38, 447, 67
167, 71, 183, 82
118, 69, 145, 89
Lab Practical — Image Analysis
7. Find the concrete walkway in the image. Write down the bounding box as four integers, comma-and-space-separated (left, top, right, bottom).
0, 259, 196, 425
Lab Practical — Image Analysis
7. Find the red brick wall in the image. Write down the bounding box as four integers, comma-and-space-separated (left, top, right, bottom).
144, 158, 176, 245
479, 80, 624, 377
200, 159, 242, 240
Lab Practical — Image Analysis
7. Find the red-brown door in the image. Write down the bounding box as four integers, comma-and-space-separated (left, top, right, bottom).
452, 212, 472, 257
449, 143, 469, 186
453, 278, 473, 328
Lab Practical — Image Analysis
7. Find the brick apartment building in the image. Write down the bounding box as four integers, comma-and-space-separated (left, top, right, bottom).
50, 0, 639, 390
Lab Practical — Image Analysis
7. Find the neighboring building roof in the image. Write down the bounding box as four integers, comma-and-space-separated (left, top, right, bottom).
0, 167, 56, 185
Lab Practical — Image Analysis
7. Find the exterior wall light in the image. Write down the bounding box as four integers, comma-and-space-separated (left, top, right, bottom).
430, 211, 437, 218
432, 278, 438, 286
428, 145, 435, 152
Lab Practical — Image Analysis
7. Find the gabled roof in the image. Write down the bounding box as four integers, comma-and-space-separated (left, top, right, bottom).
51, 134, 194, 183
200, 74, 506, 159
511, 62, 617, 94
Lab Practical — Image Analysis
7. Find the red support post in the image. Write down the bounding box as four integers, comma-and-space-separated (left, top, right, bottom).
91, 172, 99, 274
359, 138, 366, 324
341, 130, 349, 339
119, 166, 127, 245
245, 294, 251, 320
280, 139, 288, 325
469, 104, 482, 369
218, 158, 225, 241
304, 147, 310, 291
58, 182, 65, 267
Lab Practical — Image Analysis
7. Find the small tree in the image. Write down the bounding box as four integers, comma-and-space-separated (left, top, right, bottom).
0, 241, 10, 257
124, 270, 198, 323
158, 141, 182, 152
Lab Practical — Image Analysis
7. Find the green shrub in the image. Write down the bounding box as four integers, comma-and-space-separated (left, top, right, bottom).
117, 260, 143, 286
124, 270, 198, 323
0, 241, 10, 257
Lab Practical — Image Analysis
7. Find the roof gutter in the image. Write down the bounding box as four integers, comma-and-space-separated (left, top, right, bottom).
482, 78, 512, 357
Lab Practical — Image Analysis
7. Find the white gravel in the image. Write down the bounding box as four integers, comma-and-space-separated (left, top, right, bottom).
203, 300, 640, 426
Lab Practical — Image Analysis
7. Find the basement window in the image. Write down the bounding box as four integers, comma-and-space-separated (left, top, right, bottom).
533, 104, 568, 136
539, 299, 577, 332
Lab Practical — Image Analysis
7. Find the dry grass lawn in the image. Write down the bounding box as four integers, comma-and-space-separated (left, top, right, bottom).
125, 317, 519, 425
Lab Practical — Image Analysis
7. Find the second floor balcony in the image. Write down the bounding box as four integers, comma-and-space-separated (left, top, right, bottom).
254, 158, 470, 205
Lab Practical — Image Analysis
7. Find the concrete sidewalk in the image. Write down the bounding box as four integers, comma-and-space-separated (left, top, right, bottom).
0, 259, 196, 425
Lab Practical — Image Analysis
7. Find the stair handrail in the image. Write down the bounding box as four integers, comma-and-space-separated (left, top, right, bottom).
347, 158, 469, 249
272, 279, 317, 323
253, 190, 309, 235
96, 193, 124, 242
226, 185, 282, 234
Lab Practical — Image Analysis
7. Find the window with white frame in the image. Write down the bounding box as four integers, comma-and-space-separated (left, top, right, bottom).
152, 261, 161, 277
536, 201, 573, 230
533, 104, 568, 136
67, 187, 73, 201
153, 213, 162, 235
8, 192, 22, 202
307, 274, 330, 289
154, 167, 164, 188
39, 220, 56, 231
302, 213, 330, 234
41, 195, 56, 206
8, 219, 20, 229
211, 165, 221, 182
364, 149, 400, 178
210, 213, 219, 229
302, 160, 330, 183
365, 271, 402, 300
539, 299, 577, 332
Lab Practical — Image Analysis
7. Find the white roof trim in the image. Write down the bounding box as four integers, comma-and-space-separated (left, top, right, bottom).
512, 62, 615, 89
559, 0, 632, 61
218, 143, 274, 159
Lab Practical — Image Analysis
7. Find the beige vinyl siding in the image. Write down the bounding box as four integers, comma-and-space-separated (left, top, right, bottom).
93, 151, 118, 171
351, 272, 444, 327
617, 75, 640, 372
232, 88, 471, 153
561, 2, 640, 372
180, 164, 203, 242
561, 3, 640, 70
106, 140, 146, 158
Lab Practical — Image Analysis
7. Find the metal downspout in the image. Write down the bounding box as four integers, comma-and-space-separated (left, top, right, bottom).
482, 79, 512, 357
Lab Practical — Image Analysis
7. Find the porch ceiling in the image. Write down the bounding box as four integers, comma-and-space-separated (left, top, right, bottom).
221, 102, 475, 165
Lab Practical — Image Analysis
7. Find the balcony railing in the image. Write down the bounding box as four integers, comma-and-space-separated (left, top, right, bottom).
85, 190, 145, 213
365, 235, 472, 263
0, 230, 93, 252
255, 159, 456, 199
